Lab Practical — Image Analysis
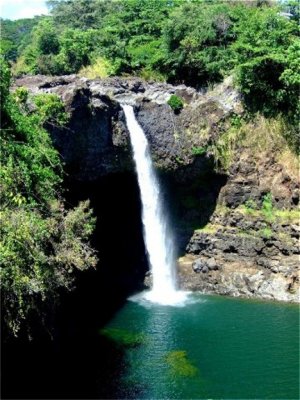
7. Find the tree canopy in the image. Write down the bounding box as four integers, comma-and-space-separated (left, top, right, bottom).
0, 58, 97, 336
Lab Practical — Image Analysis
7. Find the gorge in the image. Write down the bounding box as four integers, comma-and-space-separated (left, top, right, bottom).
12, 74, 300, 303
2, 73, 299, 400
1, 1, 299, 397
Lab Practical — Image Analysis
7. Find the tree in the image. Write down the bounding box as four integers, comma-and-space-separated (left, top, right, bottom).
0, 58, 97, 336
161, 1, 237, 85
233, 6, 299, 118
0, 17, 43, 61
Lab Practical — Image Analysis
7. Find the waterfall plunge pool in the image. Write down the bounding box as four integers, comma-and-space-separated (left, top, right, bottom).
113, 105, 299, 399
97, 293, 299, 399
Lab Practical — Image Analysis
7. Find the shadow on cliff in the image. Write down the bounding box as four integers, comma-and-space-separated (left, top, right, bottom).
160, 156, 228, 256
2, 159, 226, 399
56, 171, 148, 341
2, 172, 148, 400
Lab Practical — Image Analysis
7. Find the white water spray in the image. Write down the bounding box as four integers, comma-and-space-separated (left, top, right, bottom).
122, 105, 187, 305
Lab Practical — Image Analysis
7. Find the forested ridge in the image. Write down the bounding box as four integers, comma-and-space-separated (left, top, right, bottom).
1, 0, 299, 119
0, 0, 299, 337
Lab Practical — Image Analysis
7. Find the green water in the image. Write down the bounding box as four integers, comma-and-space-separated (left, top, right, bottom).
99, 294, 299, 399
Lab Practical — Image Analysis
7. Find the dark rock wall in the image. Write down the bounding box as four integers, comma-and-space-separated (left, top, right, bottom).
13, 75, 299, 302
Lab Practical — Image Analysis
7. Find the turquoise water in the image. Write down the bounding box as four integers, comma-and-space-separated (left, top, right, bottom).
98, 294, 299, 399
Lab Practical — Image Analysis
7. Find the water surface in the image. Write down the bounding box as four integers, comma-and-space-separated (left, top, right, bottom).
98, 294, 299, 399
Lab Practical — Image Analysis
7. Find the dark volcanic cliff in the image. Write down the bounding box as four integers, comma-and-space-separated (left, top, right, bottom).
13, 75, 299, 302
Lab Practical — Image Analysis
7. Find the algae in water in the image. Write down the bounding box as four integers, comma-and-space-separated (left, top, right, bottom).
100, 327, 146, 347
165, 350, 198, 377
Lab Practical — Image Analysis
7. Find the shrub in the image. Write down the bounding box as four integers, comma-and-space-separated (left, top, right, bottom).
78, 57, 113, 79
262, 193, 274, 222
192, 146, 207, 156
1, 59, 97, 336
167, 95, 184, 113
13, 87, 29, 106
244, 199, 257, 215
33, 93, 69, 126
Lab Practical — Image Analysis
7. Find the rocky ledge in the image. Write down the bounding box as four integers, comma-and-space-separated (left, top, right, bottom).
177, 129, 299, 302
13, 74, 241, 180
178, 207, 299, 302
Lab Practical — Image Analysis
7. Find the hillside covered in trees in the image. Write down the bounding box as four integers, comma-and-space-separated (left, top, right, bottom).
1, 0, 299, 122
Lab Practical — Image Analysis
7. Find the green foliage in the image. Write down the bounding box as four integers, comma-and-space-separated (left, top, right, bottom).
161, 1, 238, 85
165, 350, 198, 377
259, 227, 273, 239
33, 93, 69, 126
244, 199, 258, 215
230, 114, 243, 128
0, 201, 97, 336
1, 59, 97, 336
262, 193, 274, 222
233, 6, 299, 120
54, 28, 96, 74
36, 19, 60, 55
13, 87, 29, 106
167, 95, 184, 113
47, 0, 114, 31
79, 57, 114, 78
0, 17, 43, 61
12, 17, 97, 75
0, 56, 10, 104
138, 67, 166, 82
192, 146, 207, 156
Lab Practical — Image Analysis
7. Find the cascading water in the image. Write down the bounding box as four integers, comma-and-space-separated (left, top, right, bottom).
122, 105, 187, 305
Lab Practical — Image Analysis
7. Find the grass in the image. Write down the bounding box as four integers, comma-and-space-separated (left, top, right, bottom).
138, 67, 166, 82
259, 227, 273, 239
195, 224, 221, 234
210, 115, 299, 173
238, 205, 300, 224
194, 204, 299, 243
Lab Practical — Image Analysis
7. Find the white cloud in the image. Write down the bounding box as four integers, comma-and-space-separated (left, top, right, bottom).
1, 0, 49, 20
13, 6, 49, 20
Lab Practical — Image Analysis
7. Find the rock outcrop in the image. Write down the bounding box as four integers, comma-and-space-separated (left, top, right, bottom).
13, 74, 299, 302
178, 209, 299, 302
178, 138, 299, 302
13, 74, 240, 180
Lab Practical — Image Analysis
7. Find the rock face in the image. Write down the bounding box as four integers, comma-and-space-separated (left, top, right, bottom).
13, 75, 240, 180
13, 74, 299, 302
179, 207, 299, 302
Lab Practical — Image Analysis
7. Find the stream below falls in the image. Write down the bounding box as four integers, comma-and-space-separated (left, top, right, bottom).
3, 287, 299, 399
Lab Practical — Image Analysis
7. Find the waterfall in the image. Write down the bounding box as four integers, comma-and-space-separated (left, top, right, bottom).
122, 105, 187, 305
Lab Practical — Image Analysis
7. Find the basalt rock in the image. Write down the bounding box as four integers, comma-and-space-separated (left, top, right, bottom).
12, 74, 299, 302
179, 209, 299, 302
13, 74, 240, 181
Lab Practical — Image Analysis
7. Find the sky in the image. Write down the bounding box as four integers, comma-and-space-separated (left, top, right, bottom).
1, 0, 49, 20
